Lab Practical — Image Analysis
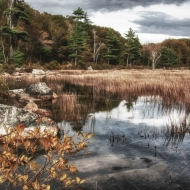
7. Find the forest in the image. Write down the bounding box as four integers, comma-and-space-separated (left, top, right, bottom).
0, 0, 190, 71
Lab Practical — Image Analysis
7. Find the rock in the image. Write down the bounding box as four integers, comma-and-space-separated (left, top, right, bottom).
8, 89, 41, 102
32, 69, 46, 75
24, 101, 52, 117
52, 98, 58, 104
15, 67, 21, 72
25, 82, 53, 100
3, 72, 10, 77
25, 73, 34, 78
12, 72, 21, 76
0, 104, 58, 138
8, 89, 25, 98
8, 83, 58, 102
24, 101, 38, 112
34, 109, 52, 117
53, 92, 58, 99
87, 66, 93, 70
46, 70, 51, 74
34, 75, 45, 79
18, 92, 41, 102
66, 63, 72, 67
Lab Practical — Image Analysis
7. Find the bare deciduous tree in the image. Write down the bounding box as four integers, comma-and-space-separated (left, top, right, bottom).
0, 37, 8, 63
143, 43, 161, 70
92, 29, 105, 64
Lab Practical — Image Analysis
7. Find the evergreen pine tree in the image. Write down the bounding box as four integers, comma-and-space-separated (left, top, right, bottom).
10, 48, 24, 66
124, 28, 141, 66
1, 0, 29, 64
160, 46, 178, 67
104, 29, 120, 64
67, 7, 90, 66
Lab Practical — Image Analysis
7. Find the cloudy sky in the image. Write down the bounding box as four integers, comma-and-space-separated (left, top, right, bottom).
24, 0, 190, 44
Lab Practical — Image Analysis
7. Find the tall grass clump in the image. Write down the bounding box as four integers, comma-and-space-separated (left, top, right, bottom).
5, 69, 190, 112
5, 69, 190, 120
43, 69, 190, 113
163, 114, 190, 147
6, 69, 190, 114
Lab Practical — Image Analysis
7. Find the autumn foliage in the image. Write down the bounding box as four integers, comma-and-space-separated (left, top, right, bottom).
0, 124, 94, 189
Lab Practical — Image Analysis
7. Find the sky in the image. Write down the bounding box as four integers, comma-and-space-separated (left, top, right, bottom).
24, 0, 190, 44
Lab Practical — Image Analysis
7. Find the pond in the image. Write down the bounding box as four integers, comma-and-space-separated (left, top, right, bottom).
2, 78, 190, 190
54, 94, 190, 190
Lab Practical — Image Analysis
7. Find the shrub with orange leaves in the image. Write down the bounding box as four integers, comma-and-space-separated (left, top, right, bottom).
0, 125, 94, 189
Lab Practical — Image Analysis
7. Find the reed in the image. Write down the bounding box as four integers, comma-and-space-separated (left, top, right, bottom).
51, 93, 95, 123
42, 69, 190, 112
6, 69, 190, 117
6, 69, 190, 112
6, 75, 40, 89
52, 93, 81, 122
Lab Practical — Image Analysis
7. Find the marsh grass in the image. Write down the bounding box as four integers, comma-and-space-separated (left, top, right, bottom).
5, 69, 190, 124
5, 69, 190, 142
139, 96, 190, 147
5, 69, 190, 118
5, 75, 40, 90
3, 70, 190, 189
44, 70, 190, 104
52, 94, 84, 122
163, 113, 190, 147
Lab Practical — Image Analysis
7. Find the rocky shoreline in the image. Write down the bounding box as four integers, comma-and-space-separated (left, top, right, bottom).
0, 74, 60, 139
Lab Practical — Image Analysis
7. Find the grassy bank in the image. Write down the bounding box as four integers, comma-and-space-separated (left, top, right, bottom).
44, 69, 190, 109
5, 69, 190, 110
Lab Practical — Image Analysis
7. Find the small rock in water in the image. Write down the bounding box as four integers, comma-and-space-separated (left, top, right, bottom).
112, 166, 129, 170
25, 82, 52, 96
32, 69, 46, 75
53, 92, 58, 99
140, 157, 152, 163
24, 101, 38, 112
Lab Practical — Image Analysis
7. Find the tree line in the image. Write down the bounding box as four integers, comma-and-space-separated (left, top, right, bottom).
0, 0, 190, 70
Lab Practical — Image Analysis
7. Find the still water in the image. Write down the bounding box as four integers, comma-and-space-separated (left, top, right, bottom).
57, 96, 190, 190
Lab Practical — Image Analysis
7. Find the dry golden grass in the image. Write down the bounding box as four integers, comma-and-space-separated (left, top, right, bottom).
52, 94, 81, 121
44, 69, 190, 109
6, 69, 190, 112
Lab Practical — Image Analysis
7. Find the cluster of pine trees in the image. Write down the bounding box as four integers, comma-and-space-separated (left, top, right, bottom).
0, 0, 190, 69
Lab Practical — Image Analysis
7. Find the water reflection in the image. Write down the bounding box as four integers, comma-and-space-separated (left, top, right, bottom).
56, 96, 190, 189
56, 96, 190, 149
4, 76, 190, 189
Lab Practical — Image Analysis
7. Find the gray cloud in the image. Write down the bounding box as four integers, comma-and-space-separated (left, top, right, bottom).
25, 0, 189, 15
134, 12, 190, 36
84, 0, 189, 12
25, 0, 190, 40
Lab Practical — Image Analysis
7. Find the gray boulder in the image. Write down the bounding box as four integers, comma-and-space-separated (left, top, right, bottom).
32, 69, 46, 75
8, 89, 25, 98
87, 66, 93, 70
8, 82, 58, 102
0, 104, 58, 138
25, 82, 53, 100
12, 72, 21, 76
